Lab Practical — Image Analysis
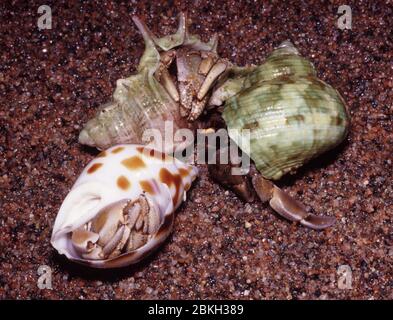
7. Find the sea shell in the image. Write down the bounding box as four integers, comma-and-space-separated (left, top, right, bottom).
51, 144, 197, 268
78, 13, 220, 151
220, 41, 350, 180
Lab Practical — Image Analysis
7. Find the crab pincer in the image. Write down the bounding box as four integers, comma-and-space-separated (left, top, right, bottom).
251, 175, 336, 230
208, 147, 336, 230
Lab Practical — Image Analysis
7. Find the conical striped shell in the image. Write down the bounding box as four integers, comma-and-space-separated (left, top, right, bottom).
223, 41, 350, 180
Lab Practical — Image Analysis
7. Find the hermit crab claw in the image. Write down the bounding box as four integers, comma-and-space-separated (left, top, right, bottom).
208, 147, 335, 230
251, 175, 336, 230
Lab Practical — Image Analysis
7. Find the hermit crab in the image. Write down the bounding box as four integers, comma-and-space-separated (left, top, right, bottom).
208, 41, 350, 229
51, 144, 197, 268
78, 13, 236, 151
74, 14, 349, 236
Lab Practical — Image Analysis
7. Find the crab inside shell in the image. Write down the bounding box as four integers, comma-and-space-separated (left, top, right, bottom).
51, 184, 175, 268
71, 196, 162, 261
78, 13, 235, 151
51, 144, 197, 268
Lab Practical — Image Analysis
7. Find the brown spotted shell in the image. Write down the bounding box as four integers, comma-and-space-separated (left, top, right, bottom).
51, 144, 197, 268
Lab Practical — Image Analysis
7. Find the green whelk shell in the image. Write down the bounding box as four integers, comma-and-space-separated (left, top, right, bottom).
222, 41, 350, 180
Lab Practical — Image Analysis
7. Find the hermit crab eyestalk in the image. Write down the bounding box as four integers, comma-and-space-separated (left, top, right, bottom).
51, 144, 198, 268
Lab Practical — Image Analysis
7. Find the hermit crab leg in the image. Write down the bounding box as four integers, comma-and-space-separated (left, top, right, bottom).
197, 60, 229, 100
161, 69, 180, 102
251, 175, 336, 230
198, 51, 218, 75
69, 194, 163, 261
189, 95, 208, 121
155, 50, 180, 102
207, 147, 255, 202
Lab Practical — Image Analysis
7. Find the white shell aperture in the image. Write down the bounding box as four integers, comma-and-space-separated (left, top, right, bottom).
51, 144, 198, 268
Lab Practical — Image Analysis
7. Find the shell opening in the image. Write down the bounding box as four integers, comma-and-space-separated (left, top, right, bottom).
71, 195, 161, 261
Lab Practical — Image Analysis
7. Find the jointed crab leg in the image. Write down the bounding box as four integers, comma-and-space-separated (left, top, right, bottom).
189, 95, 209, 121
132, 13, 230, 122
155, 50, 180, 102
198, 51, 217, 75
70, 194, 161, 260
207, 147, 255, 202
197, 61, 229, 100
161, 69, 180, 102
251, 175, 336, 230
208, 146, 335, 230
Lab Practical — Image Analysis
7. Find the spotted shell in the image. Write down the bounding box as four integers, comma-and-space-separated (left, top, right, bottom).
51, 144, 197, 268
221, 41, 350, 180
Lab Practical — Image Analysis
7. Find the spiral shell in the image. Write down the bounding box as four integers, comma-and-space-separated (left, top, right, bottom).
221, 41, 350, 180
79, 14, 219, 151
51, 144, 197, 268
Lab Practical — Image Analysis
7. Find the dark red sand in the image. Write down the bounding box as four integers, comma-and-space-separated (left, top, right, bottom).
0, 0, 392, 299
